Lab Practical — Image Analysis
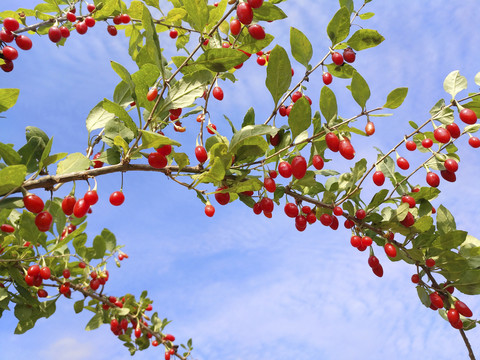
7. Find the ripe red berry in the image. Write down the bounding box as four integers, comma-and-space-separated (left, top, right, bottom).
372, 171, 385, 186
59, 26, 70, 38
147, 88, 158, 101
157, 144, 172, 156
459, 108, 477, 124
85, 16, 95, 27
248, 24, 265, 40
23, 194, 44, 214
425, 258, 435, 267
368, 255, 379, 268
322, 72, 333, 85
40, 266, 51, 280
92, 152, 103, 168
291, 91, 303, 103
361, 236, 372, 247
264, 177, 276, 193
107, 25, 118, 36
331, 52, 344, 66
1, 224, 14, 233
339, 139, 355, 160
28, 265, 40, 277
405, 140, 417, 151
397, 157, 409, 170
63, 269, 71, 278
67, 12, 77, 22
84, 190, 99, 206
411, 274, 420, 284
75, 21, 88, 35
37, 289, 48, 298
35, 211, 53, 232
269, 133, 280, 146
73, 198, 89, 218
312, 155, 324, 170
447, 308, 460, 326
212, 86, 224, 100
444, 158, 458, 173
384, 243, 397, 257
169, 28, 178, 39
343, 47, 356, 63
148, 152, 167, 168
291, 155, 307, 179
215, 188, 230, 205
295, 215, 307, 231
48, 26, 62, 43
230, 19, 241, 36
350, 235, 361, 247
320, 214, 333, 226
469, 136, 480, 148
109, 191, 125, 206
87, 3, 96, 12
446, 123, 461, 138
355, 209, 366, 219
169, 108, 182, 117
429, 292, 444, 309
3, 18, 19, 32
247, 0, 264, 8
401, 195, 416, 208
434, 127, 451, 144
195, 146, 208, 163
454, 300, 473, 317
426, 172, 440, 187
2, 46, 18, 61
79, 262, 86, 269
113, 15, 122, 25
120, 14, 131, 24
325, 132, 340, 152
421, 138, 433, 148
365, 121, 375, 136
204, 204, 215, 217
0, 30, 14, 43
278, 161, 292, 178
284, 203, 299, 218
15, 35, 32, 50
269, 170, 277, 179
372, 264, 383, 277
237, 2, 253, 25
260, 197, 274, 213
400, 211, 415, 227
1, 59, 14, 72
441, 169, 456, 182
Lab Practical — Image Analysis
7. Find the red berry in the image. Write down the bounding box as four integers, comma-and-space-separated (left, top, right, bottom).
411, 274, 420, 283
147, 88, 158, 101
253, 202, 262, 215
426, 172, 440, 187
230, 19, 241, 36
447, 123, 461, 138
2, 46, 18, 61
444, 158, 458, 173
291, 155, 307, 179
1, 224, 15, 233
401, 195, 416, 208
3, 18, 19, 32
322, 72, 333, 85
148, 152, 167, 168
339, 139, 355, 160
38, 289, 48, 298
269, 170, 277, 179
164, 334, 175, 342
400, 212, 415, 227
48, 26, 62, 43
92, 152, 103, 168
355, 209, 366, 220
264, 177, 276, 193
384, 243, 397, 257
329, 215, 338, 229
169, 29, 178, 39
372, 171, 385, 186
459, 108, 477, 124
278, 105, 287, 116
361, 236, 372, 247
84, 190, 99, 206
40, 266, 51, 280
331, 52, 344, 66
365, 121, 375, 136
157, 144, 172, 156
75, 21, 88, 35
454, 300, 473, 317
79, 262, 86, 269
295, 215, 307, 231
85, 16, 95, 27
247, 0, 264, 8
204, 204, 215, 217
195, 146, 208, 163
343, 47, 356, 63
368, 255, 379, 268
284, 203, 299, 218
333, 206, 343, 216
307, 212, 317, 224
1, 59, 14, 72
291, 91, 303, 103
441, 169, 456, 183
113, 15, 122, 25
248, 24, 265, 40
434, 127, 451, 144
405, 140, 417, 151
63, 269, 71, 278
269, 133, 280, 146
447, 308, 460, 326
237, 2, 253, 25
372, 264, 383, 277
312, 155, 324, 170
24, 194, 44, 214
212, 86, 224, 100
35, 211, 53, 232
350, 235, 361, 247
0, 30, 14, 43
319, 214, 333, 226
87, 3, 96, 12
109, 191, 125, 206
325, 133, 340, 152
421, 138, 433, 148
429, 292, 444, 309
278, 161, 292, 178
397, 157, 409, 170
215, 188, 230, 206
344, 219, 355, 229
469, 136, 480, 148
15, 35, 32, 50
67, 12, 77, 22
425, 258, 435, 267
28, 265, 40, 277
120, 14, 131, 24
107, 25, 118, 36
59, 26, 70, 38
260, 197, 274, 213
73, 198, 89, 218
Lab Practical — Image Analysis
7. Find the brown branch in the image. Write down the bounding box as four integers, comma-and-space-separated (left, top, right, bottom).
460, 329, 477, 360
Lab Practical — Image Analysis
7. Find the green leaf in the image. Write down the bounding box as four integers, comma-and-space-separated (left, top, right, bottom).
238, 33, 274, 54
102, 99, 138, 137
339, 0, 354, 13
443, 70, 467, 99
207, 0, 227, 31
161, 70, 213, 111
0, 165, 26, 195
183, 0, 209, 31
110, 61, 135, 94
436, 205, 456, 235
416, 286, 430, 307
265, 45, 292, 105
86, 101, 116, 133
195, 48, 247, 72
132, 63, 161, 111
366, 188, 388, 211
384, 87, 408, 109
253, 2, 287, 21
18, 137, 44, 173
56, 153, 91, 175
0, 89, 20, 113
101, 228, 117, 252
103, 119, 135, 148
93, 235, 107, 259
0, 143, 21, 165
347, 29, 384, 50
432, 230, 467, 251
114, 136, 129, 154
85, 312, 103, 331
326, 7, 350, 44
290, 27, 313, 68
229, 125, 278, 153
142, 4, 164, 78
288, 97, 311, 140
320, 86, 337, 125
351, 71, 370, 108
114, 81, 133, 107
74, 300, 84, 314
172, 152, 190, 171
359, 12, 375, 20
139, 130, 181, 150
93, 0, 118, 18
242, 107, 255, 128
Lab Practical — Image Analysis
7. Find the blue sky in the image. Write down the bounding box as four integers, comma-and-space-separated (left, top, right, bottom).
1, 1, 480, 359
